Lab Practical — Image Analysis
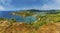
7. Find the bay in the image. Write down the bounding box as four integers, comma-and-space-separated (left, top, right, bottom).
0, 11, 37, 22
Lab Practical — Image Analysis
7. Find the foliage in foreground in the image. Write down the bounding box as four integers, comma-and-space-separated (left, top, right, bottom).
0, 10, 60, 33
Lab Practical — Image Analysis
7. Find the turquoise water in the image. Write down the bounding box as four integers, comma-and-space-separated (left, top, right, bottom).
0, 11, 37, 22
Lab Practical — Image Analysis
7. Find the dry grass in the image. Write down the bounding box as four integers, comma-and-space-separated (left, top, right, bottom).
0, 21, 60, 33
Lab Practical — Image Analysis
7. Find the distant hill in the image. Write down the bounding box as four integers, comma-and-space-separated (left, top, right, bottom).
17, 9, 60, 14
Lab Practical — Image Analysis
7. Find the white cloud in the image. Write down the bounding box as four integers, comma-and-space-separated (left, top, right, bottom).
40, 0, 60, 10
0, 0, 12, 5
53, 0, 60, 3
0, 0, 16, 11
40, 4, 49, 10
40, 4, 53, 10
40, 4, 60, 10
0, 5, 5, 10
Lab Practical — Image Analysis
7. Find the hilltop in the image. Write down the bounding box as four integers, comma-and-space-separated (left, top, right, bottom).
0, 9, 60, 33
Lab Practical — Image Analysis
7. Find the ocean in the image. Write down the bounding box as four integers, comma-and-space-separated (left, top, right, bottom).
0, 11, 37, 22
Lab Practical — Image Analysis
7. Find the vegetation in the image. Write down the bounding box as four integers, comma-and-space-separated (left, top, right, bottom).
0, 9, 60, 33
0, 18, 7, 21
12, 11, 35, 17
8, 18, 16, 22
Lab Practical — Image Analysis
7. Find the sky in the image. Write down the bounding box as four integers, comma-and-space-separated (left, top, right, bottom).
0, 0, 60, 11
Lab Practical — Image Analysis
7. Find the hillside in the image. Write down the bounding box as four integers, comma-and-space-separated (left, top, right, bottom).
0, 10, 60, 33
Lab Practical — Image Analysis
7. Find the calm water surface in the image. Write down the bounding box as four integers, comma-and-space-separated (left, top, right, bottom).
0, 11, 36, 22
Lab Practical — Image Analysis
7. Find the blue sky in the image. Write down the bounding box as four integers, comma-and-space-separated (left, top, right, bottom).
0, 0, 60, 11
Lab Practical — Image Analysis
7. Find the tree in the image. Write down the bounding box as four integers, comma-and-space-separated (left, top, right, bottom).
8, 18, 16, 23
